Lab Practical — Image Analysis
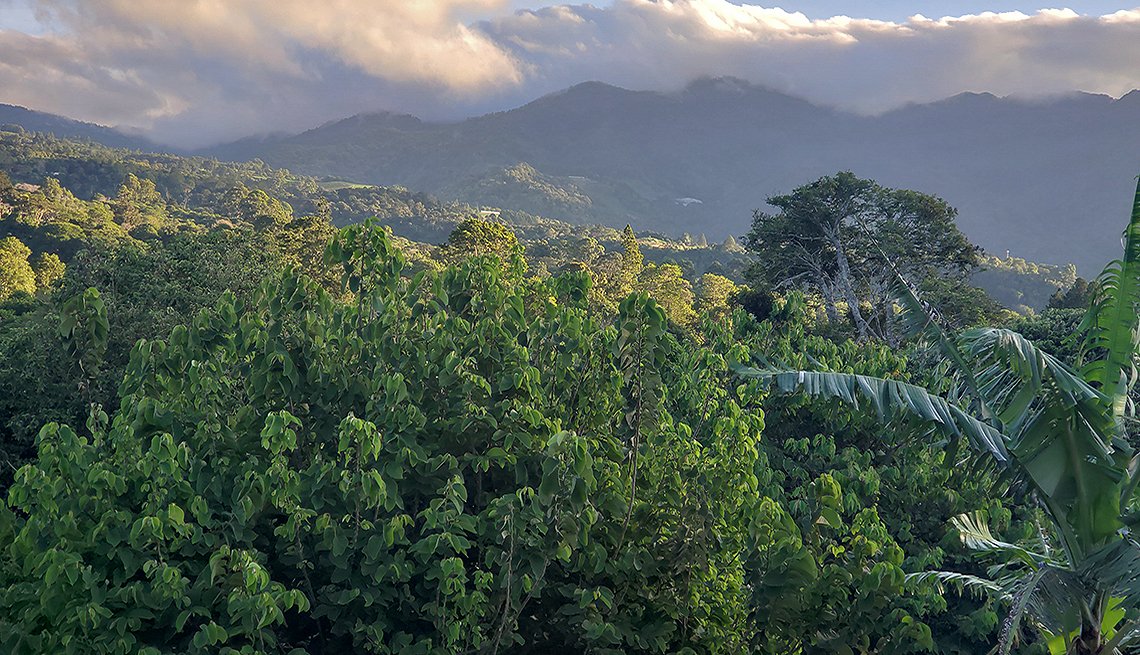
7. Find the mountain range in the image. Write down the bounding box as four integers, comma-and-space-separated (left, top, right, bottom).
5, 78, 1140, 274
0, 104, 158, 152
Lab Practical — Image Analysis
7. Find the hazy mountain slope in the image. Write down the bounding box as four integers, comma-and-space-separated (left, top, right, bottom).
0, 103, 160, 151
208, 79, 1140, 274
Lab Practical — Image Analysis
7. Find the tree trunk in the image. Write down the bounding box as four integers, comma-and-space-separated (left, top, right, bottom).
819, 279, 841, 326
827, 230, 872, 341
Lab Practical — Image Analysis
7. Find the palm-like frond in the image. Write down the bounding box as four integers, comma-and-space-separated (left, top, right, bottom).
998, 566, 1053, 655
1079, 538, 1140, 615
905, 570, 1011, 601
736, 367, 1010, 463
951, 512, 1047, 568
892, 267, 993, 418
960, 328, 1109, 433
1081, 178, 1140, 420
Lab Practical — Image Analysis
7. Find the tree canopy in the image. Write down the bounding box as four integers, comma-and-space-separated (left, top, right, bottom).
744, 171, 986, 341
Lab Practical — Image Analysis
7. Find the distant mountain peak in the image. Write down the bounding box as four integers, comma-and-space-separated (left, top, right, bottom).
529, 80, 641, 105
682, 75, 757, 94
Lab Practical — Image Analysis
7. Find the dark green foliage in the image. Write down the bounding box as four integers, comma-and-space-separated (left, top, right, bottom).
1047, 278, 1095, 310
0, 229, 292, 485
735, 303, 1022, 654
0, 219, 1025, 654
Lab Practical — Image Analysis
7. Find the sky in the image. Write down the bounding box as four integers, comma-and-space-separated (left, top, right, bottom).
1, 0, 1139, 146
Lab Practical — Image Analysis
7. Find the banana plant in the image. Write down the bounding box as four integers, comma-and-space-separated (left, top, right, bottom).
738, 178, 1140, 654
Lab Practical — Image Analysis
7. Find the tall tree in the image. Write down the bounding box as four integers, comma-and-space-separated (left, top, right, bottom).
618, 224, 643, 297
744, 172, 979, 341
31, 252, 64, 290
695, 272, 737, 320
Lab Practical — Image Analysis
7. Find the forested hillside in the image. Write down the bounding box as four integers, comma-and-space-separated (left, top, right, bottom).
0, 126, 1136, 654
205, 78, 1140, 275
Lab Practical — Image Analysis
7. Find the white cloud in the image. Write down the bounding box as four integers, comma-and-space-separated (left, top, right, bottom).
482, 0, 1140, 113
0, 0, 1139, 145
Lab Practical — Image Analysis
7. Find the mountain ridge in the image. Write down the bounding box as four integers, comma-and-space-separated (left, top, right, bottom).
0, 103, 162, 152
3, 79, 1139, 273
196, 78, 1140, 273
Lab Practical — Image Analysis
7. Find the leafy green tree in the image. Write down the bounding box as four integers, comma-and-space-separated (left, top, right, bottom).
620, 224, 643, 290
239, 188, 292, 228
638, 262, 697, 327
590, 225, 645, 314
1048, 278, 1095, 310
918, 275, 1008, 330
31, 252, 64, 289
41, 177, 64, 203
0, 236, 36, 300
442, 217, 523, 266
742, 180, 1140, 654
730, 295, 1020, 654
112, 174, 170, 237
744, 172, 979, 341
695, 272, 738, 320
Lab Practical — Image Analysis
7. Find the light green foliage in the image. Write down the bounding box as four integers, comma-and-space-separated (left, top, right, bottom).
695, 272, 738, 320
0, 222, 774, 654
1, 174, 145, 260
0, 235, 36, 300
31, 252, 64, 289
974, 255, 1078, 312
225, 186, 294, 228
620, 224, 643, 289
442, 216, 523, 265
638, 262, 697, 327
447, 162, 594, 219
113, 173, 172, 238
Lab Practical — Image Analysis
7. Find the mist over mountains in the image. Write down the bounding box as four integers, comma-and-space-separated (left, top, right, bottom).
5, 77, 1139, 274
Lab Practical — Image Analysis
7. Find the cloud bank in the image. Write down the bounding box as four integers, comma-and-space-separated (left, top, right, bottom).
1, 0, 1139, 146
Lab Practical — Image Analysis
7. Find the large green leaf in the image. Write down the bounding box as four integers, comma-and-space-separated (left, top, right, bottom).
960, 328, 1124, 553
736, 367, 1010, 463
891, 265, 994, 420
1081, 177, 1140, 420
904, 570, 1011, 601
950, 511, 1046, 568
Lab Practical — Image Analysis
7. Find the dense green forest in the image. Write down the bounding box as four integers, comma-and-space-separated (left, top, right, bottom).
0, 128, 1136, 654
